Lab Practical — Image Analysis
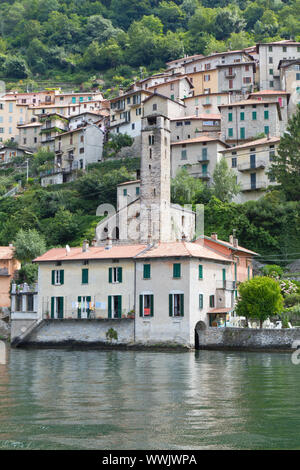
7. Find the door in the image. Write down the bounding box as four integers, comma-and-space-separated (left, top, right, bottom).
51, 297, 64, 319
250, 154, 256, 169
250, 173, 256, 190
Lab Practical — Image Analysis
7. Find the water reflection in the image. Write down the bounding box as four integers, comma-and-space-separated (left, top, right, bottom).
0, 348, 299, 449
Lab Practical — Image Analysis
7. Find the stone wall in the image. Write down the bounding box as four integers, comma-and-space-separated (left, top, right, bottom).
0, 319, 10, 340
22, 319, 135, 347
196, 326, 300, 351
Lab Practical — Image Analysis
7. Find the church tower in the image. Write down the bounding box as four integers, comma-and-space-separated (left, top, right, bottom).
139, 113, 172, 243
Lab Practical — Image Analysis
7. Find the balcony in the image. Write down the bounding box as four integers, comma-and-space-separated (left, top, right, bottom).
216, 280, 236, 290
189, 170, 211, 180
202, 102, 212, 107
225, 72, 236, 79
198, 155, 209, 163
238, 160, 267, 172
241, 181, 267, 192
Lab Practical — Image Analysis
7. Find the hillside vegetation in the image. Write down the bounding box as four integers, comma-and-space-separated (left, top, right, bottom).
0, 0, 299, 91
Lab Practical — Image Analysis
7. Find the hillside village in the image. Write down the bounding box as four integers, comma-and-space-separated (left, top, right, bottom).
1, 39, 300, 348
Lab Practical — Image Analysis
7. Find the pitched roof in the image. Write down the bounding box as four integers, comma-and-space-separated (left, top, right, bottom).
220, 136, 280, 153
171, 136, 228, 146
198, 236, 258, 256
218, 99, 278, 107
0, 246, 15, 260
135, 241, 232, 262
249, 90, 289, 95
34, 244, 148, 263
171, 114, 221, 121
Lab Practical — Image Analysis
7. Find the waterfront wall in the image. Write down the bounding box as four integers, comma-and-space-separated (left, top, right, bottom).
22, 319, 135, 347
196, 326, 300, 350
0, 319, 9, 340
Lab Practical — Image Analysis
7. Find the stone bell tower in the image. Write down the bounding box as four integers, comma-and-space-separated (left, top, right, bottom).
139, 114, 172, 243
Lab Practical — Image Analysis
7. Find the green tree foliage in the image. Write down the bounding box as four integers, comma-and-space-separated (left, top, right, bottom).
211, 158, 241, 202
269, 106, 300, 201
261, 264, 284, 279
14, 229, 46, 263
236, 277, 284, 327
171, 168, 205, 205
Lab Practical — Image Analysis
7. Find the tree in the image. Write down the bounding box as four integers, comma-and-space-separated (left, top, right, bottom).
171, 168, 205, 205
211, 158, 241, 202
269, 106, 300, 201
214, 6, 246, 40
236, 277, 284, 328
3, 56, 29, 78
14, 229, 46, 263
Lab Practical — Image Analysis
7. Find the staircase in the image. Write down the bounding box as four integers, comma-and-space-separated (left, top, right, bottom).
11, 319, 45, 347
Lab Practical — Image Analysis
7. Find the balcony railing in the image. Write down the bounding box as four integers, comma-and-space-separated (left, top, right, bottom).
216, 280, 236, 290
238, 160, 267, 172
189, 171, 211, 179
241, 181, 268, 191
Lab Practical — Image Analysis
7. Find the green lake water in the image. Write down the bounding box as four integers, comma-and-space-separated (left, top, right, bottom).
0, 344, 300, 450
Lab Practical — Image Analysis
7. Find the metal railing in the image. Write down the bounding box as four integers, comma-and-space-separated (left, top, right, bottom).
238, 160, 267, 171
216, 280, 236, 290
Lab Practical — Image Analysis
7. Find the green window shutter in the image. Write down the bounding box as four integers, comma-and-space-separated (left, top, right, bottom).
180, 294, 184, 317
240, 128, 245, 139
199, 265, 203, 279
264, 126, 269, 135
173, 263, 181, 278
248, 266, 250, 280
118, 295, 122, 318
228, 113, 232, 122
78, 296, 81, 319
87, 296, 91, 318
199, 294, 203, 309
252, 111, 257, 120
139, 295, 143, 317
143, 264, 151, 279
58, 297, 64, 319
118, 267, 122, 283
264, 110, 269, 120
60, 270, 64, 285
109, 267, 112, 283
82, 268, 88, 284
228, 128, 233, 138
51, 297, 54, 318
51, 270, 55, 285
240, 112, 244, 121
150, 295, 154, 317
108, 296, 112, 318
169, 294, 173, 317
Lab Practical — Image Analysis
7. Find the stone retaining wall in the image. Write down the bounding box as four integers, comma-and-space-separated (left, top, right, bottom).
0, 319, 10, 340
196, 326, 300, 350
22, 319, 135, 347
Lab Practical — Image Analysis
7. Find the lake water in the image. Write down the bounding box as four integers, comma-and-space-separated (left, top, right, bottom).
0, 344, 300, 450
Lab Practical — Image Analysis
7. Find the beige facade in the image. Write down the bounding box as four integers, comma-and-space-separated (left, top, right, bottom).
147, 76, 193, 103
219, 99, 282, 144
279, 59, 300, 116
183, 92, 239, 116
17, 122, 42, 151
217, 62, 255, 93
0, 98, 31, 142
0, 246, 21, 309
221, 136, 280, 202
143, 93, 185, 120
185, 69, 218, 95
171, 136, 229, 181
171, 116, 221, 142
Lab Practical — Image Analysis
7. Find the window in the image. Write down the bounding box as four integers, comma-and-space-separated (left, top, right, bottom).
27, 294, 34, 312
171, 94, 175, 101
148, 135, 154, 145
283, 46, 287, 52
51, 297, 64, 319
199, 294, 203, 309
80, 147, 84, 154
202, 147, 207, 160
9, 103, 13, 113
252, 111, 257, 120
108, 295, 122, 319
240, 112, 245, 121
240, 127, 245, 139
270, 81, 274, 88
153, 104, 157, 111
232, 157, 237, 168
109, 267, 122, 284
269, 150, 275, 161
228, 113, 233, 122
209, 295, 215, 308
264, 110, 269, 120
181, 150, 187, 160
139, 294, 154, 317
228, 128, 233, 138
269, 46, 273, 52
204, 74, 210, 82
296, 73, 300, 81
136, 186, 140, 196
123, 188, 127, 196
77, 296, 91, 319
169, 293, 184, 317
269, 57, 273, 64
264, 126, 269, 135
173, 263, 181, 278
269, 69, 273, 75
51, 270, 64, 286
199, 265, 203, 280
143, 264, 151, 279
82, 268, 89, 284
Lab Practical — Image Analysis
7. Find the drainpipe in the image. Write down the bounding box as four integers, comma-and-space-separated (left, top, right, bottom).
134, 260, 136, 343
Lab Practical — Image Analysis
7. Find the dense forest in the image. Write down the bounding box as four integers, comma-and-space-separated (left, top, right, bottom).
0, 0, 299, 91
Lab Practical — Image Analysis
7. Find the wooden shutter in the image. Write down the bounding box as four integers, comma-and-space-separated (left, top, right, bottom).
78, 296, 81, 319
180, 294, 184, 317
118, 267, 122, 283
58, 297, 64, 319
199, 265, 203, 279
87, 296, 91, 318
169, 294, 173, 317
60, 270, 64, 285
109, 267, 112, 283
173, 263, 181, 278
82, 268, 88, 284
118, 296, 122, 318
51, 270, 55, 285
143, 264, 150, 279
150, 295, 154, 317
139, 295, 143, 317
51, 297, 55, 319
108, 296, 112, 318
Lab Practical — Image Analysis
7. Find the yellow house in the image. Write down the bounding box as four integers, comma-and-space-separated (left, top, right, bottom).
185, 69, 219, 95
0, 97, 31, 143
0, 246, 21, 309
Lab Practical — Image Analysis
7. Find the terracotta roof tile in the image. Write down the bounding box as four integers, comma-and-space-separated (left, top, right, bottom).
135, 242, 231, 262
0, 247, 15, 260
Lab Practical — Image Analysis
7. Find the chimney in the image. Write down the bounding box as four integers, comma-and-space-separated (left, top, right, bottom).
233, 237, 238, 248
211, 233, 218, 240
119, 88, 124, 96
229, 235, 234, 245
105, 237, 112, 250
91, 238, 97, 247
82, 240, 89, 252
9, 243, 13, 248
